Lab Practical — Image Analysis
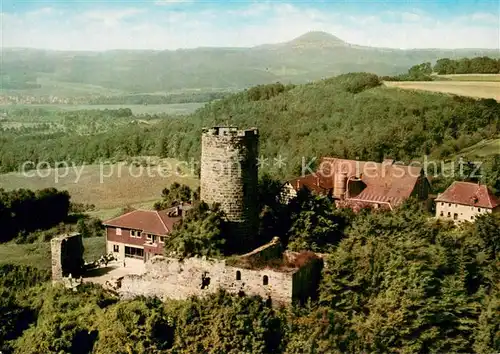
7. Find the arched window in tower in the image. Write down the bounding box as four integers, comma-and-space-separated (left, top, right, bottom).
263, 275, 269, 286
236, 270, 241, 280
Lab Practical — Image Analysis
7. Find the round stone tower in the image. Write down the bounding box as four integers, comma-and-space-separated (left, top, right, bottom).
200, 126, 259, 247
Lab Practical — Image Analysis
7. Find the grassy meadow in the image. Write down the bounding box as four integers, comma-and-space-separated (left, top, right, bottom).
456, 138, 500, 158
384, 80, 500, 101
0, 158, 199, 218
0, 237, 106, 270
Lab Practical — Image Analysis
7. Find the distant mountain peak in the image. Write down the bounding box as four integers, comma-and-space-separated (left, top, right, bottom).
286, 31, 348, 48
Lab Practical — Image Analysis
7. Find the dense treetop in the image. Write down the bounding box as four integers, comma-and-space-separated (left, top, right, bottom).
434, 57, 500, 75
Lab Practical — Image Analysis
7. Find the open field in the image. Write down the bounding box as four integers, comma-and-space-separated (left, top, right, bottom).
0, 102, 205, 115
0, 158, 199, 212
0, 237, 106, 270
384, 81, 500, 101
436, 74, 500, 82
456, 139, 500, 158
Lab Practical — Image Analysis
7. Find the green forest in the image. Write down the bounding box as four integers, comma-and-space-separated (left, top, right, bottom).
1, 73, 499, 181
434, 57, 500, 75
1, 195, 499, 353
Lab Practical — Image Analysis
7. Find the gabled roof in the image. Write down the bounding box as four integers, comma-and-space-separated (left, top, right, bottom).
103, 207, 183, 235
286, 157, 426, 207
435, 181, 499, 209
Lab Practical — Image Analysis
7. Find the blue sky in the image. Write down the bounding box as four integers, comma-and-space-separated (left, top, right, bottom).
2, 0, 499, 50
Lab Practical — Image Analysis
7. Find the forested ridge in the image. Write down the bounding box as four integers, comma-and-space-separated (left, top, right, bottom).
1, 73, 499, 179
5, 32, 498, 93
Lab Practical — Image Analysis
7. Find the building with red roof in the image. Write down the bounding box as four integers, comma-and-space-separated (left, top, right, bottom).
283, 157, 430, 211
435, 181, 500, 222
103, 204, 191, 267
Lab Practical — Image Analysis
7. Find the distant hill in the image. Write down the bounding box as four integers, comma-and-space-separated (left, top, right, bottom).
1, 31, 499, 95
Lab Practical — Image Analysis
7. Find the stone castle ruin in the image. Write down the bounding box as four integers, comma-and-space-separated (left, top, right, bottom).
200, 126, 259, 247
51, 126, 324, 306
51, 233, 85, 288
114, 237, 323, 306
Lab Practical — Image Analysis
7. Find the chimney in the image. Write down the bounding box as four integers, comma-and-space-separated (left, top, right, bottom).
333, 172, 348, 200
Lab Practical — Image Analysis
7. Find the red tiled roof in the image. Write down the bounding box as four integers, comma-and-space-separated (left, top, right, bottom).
286, 157, 427, 208
103, 207, 183, 235
435, 181, 499, 209
286, 174, 331, 195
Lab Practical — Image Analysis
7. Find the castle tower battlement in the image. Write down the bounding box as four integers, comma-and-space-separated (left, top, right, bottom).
200, 126, 259, 247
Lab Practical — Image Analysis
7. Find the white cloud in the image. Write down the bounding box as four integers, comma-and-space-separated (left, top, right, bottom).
83, 8, 146, 27
401, 12, 421, 22
470, 12, 499, 24
2, 3, 499, 50
26, 7, 56, 17
155, 0, 189, 5
227, 3, 271, 17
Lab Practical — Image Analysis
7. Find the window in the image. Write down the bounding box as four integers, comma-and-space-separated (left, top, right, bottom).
116, 228, 122, 236
447, 212, 451, 217
236, 271, 241, 280
441, 202, 444, 206
201, 272, 210, 289
131, 230, 141, 238
263, 275, 269, 286
113, 245, 119, 253
471, 216, 474, 220
125, 246, 144, 259
440, 211, 443, 216
159, 236, 165, 244
478, 208, 481, 212
146, 234, 154, 243
453, 213, 458, 220
448, 203, 451, 207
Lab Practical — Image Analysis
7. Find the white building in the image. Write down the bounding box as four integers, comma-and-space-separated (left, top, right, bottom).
435, 181, 500, 223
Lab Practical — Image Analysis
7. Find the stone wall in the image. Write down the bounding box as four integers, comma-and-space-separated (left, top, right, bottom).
118, 256, 298, 305
51, 233, 84, 283
200, 126, 259, 246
